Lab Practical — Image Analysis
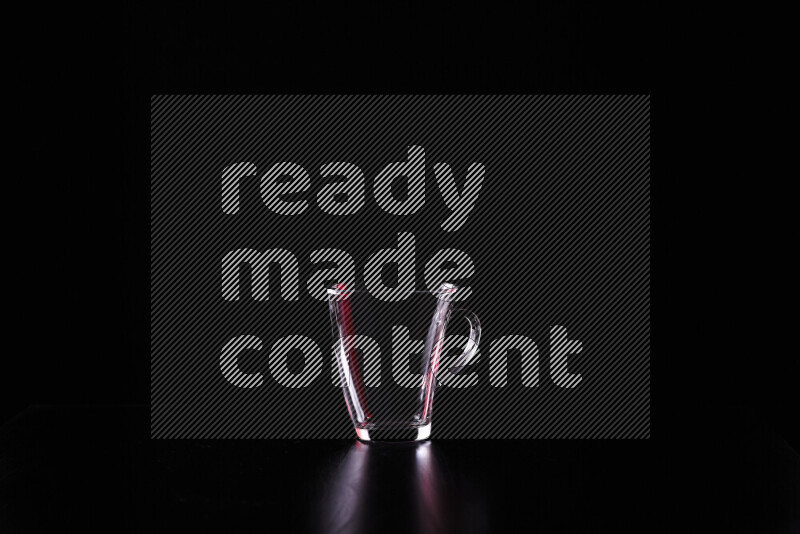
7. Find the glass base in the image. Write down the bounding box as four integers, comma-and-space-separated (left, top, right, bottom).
355, 422, 431, 442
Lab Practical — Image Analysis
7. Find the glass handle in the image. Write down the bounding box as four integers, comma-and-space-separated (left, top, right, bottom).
446, 309, 481, 375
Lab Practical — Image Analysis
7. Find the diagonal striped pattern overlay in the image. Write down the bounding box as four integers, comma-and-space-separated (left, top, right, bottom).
151, 95, 650, 439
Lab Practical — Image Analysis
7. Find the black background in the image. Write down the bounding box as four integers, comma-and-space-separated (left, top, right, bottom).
4, 2, 798, 532
8, 3, 657, 425
11, 4, 646, 414
8, 3, 795, 445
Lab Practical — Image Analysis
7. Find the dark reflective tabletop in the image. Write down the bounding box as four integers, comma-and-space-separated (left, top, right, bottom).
1, 406, 797, 533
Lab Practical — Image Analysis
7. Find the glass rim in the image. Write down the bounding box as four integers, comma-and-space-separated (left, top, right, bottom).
326, 282, 460, 300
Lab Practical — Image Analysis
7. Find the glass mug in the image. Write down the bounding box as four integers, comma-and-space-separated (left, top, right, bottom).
327, 282, 480, 441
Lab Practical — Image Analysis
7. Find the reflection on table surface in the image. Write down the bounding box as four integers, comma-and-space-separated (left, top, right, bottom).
315, 440, 485, 534
1, 406, 797, 533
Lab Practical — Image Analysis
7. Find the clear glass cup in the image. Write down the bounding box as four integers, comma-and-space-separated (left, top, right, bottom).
327, 282, 481, 441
